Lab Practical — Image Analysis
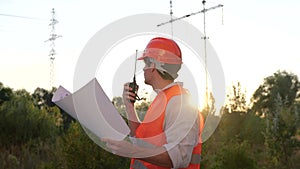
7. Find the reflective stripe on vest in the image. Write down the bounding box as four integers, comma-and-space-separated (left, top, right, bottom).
130, 85, 203, 169
131, 154, 201, 169
132, 160, 148, 169
190, 154, 201, 164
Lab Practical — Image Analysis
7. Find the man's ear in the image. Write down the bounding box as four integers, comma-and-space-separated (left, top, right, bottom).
151, 63, 156, 72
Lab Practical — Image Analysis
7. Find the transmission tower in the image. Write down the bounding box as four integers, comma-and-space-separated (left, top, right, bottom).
45, 8, 62, 88
157, 0, 223, 110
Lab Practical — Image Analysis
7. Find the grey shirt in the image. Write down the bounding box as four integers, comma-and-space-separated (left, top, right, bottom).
160, 83, 200, 169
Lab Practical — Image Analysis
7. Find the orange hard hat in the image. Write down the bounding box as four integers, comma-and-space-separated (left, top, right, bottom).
138, 37, 182, 64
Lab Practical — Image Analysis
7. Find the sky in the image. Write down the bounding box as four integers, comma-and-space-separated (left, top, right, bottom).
1, 0, 300, 105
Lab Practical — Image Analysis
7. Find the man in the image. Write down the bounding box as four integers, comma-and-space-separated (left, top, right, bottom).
102, 37, 204, 169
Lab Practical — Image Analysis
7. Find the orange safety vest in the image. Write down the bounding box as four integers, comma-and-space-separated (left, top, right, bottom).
130, 85, 204, 169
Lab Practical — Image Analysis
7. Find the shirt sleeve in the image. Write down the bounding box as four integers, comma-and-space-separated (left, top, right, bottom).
163, 94, 200, 169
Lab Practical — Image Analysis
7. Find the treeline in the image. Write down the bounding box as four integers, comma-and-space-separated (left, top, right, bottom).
0, 70, 299, 169
0, 86, 128, 168
202, 71, 300, 169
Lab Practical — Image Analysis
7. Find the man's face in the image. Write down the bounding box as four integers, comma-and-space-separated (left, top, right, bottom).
143, 57, 155, 85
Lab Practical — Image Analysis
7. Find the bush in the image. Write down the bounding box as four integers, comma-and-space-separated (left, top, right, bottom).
61, 122, 130, 169
0, 90, 59, 147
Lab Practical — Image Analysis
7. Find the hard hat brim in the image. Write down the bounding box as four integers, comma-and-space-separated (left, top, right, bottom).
139, 48, 182, 64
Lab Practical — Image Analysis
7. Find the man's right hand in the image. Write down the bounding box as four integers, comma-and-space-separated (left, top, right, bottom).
122, 83, 141, 134
123, 82, 137, 107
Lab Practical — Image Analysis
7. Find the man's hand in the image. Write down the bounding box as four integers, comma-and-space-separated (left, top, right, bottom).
101, 138, 173, 168
101, 138, 138, 157
123, 82, 137, 107
122, 83, 141, 136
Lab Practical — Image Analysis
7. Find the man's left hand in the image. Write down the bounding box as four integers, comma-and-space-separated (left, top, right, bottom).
101, 138, 138, 157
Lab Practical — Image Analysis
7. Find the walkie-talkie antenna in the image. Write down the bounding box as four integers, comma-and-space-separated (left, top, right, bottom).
133, 49, 138, 83
129, 49, 141, 103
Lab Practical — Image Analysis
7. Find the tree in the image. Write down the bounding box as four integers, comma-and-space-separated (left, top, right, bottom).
225, 82, 248, 113
211, 140, 258, 169
135, 101, 150, 121
252, 70, 300, 116
32, 87, 56, 109
0, 82, 13, 105
0, 89, 59, 146
112, 97, 126, 117
112, 96, 150, 121
32, 87, 75, 131
251, 70, 300, 169
262, 94, 300, 169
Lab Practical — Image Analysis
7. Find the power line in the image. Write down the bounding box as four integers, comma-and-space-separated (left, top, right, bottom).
157, 0, 224, 111
0, 13, 42, 20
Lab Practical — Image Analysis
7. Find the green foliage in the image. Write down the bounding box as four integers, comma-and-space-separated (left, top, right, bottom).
0, 152, 20, 169
1, 70, 299, 169
0, 86, 63, 169
203, 136, 259, 169
32, 87, 74, 131
219, 112, 246, 139
112, 96, 126, 117
252, 70, 300, 115
263, 103, 300, 169
135, 101, 150, 121
61, 122, 130, 169
0, 138, 64, 169
250, 71, 300, 169
112, 96, 150, 121
239, 112, 265, 145
225, 82, 248, 113
32, 87, 56, 109
0, 89, 59, 147
0, 82, 13, 104
203, 71, 300, 169
215, 140, 258, 169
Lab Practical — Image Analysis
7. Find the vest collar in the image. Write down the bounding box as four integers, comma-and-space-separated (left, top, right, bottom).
154, 82, 183, 94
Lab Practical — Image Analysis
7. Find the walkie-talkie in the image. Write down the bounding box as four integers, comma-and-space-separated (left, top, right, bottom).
129, 50, 139, 103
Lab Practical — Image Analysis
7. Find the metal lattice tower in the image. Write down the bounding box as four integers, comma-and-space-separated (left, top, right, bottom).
169, 0, 174, 38
157, 0, 223, 110
202, 0, 209, 109
45, 8, 62, 88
